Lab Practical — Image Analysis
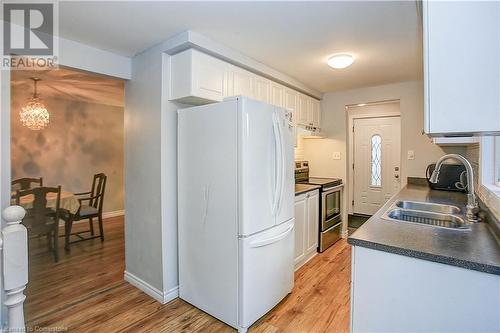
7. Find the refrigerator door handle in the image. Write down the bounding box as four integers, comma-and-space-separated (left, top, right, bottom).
276, 111, 286, 214
272, 113, 282, 216
249, 225, 294, 248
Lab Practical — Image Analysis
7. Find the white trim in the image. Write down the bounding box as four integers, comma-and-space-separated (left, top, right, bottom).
124, 271, 179, 304
102, 210, 125, 219
478, 137, 500, 221
294, 252, 317, 272
346, 100, 402, 215
58, 36, 131, 80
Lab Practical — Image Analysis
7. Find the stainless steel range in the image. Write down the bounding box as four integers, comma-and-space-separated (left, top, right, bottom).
295, 161, 344, 252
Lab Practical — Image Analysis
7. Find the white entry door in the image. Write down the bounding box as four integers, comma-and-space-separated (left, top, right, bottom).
353, 117, 401, 215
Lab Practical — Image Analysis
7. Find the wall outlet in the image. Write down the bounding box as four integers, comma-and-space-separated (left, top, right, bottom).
332, 152, 341, 160
407, 150, 415, 160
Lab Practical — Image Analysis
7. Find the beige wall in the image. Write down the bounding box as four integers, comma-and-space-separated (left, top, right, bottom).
11, 94, 124, 213
302, 80, 465, 213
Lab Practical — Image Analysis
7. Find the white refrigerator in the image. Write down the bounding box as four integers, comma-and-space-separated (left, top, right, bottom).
178, 96, 295, 333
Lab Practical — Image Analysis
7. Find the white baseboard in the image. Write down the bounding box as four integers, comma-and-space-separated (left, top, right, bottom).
124, 271, 178, 304
103, 209, 125, 219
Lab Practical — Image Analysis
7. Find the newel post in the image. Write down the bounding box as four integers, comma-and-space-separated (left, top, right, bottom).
2, 206, 27, 332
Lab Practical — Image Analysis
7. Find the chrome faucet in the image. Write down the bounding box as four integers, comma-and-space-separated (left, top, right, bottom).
429, 154, 478, 222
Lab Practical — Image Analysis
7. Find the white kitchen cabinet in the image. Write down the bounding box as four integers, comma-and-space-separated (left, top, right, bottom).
169, 48, 322, 132
283, 89, 298, 147
351, 246, 500, 332
294, 190, 319, 270
270, 82, 284, 107
170, 49, 229, 105
305, 190, 319, 254
423, 0, 500, 135
283, 88, 297, 113
296, 94, 309, 127
296, 95, 321, 130
311, 99, 321, 130
254, 76, 271, 103
294, 195, 307, 267
229, 67, 254, 99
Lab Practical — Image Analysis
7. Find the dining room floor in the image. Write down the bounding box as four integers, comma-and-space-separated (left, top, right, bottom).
26, 217, 351, 332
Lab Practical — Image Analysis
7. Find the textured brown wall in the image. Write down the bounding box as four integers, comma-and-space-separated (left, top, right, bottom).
11, 93, 124, 213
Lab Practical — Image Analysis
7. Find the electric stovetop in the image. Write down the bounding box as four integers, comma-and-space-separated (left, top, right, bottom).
298, 177, 343, 189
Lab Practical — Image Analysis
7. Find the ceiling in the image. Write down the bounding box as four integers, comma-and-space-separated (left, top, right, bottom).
11, 67, 125, 107
59, 1, 422, 93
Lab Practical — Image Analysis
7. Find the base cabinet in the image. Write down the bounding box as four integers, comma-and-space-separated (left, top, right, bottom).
294, 190, 319, 270
351, 246, 500, 332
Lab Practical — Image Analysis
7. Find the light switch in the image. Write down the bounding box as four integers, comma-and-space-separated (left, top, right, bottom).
407, 150, 415, 160
332, 152, 341, 160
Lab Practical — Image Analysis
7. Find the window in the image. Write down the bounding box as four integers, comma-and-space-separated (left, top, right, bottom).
371, 134, 382, 187
495, 136, 500, 187
479, 136, 500, 220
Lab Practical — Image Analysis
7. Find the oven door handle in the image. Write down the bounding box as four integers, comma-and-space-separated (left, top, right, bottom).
322, 184, 344, 195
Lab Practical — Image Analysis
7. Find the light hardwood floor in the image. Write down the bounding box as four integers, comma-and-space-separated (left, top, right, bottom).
26, 216, 351, 332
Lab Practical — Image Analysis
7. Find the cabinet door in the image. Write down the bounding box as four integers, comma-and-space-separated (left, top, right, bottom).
254, 77, 271, 103
306, 191, 319, 253
424, 1, 500, 135
294, 195, 307, 266
231, 67, 255, 98
284, 89, 298, 147
312, 99, 321, 129
170, 49, 227, 104
284, 89, 296, 113
270, 83, 284, 107
296, 94, 309, 127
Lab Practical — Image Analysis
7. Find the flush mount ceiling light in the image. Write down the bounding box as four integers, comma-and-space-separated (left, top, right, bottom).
20, 77, 50, 130
327, 54, 355, 69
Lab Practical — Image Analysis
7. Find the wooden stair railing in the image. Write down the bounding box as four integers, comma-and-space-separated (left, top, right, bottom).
2, 205, 28, 332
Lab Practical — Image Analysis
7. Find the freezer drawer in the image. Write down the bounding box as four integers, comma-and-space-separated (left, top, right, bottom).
238, 219, 294, 330
319, 222, 341, 252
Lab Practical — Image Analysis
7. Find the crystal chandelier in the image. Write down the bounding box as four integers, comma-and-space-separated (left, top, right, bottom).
20, 78, 49, 130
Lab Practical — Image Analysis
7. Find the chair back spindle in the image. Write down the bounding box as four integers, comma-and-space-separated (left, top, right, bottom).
11, 177, 43, 191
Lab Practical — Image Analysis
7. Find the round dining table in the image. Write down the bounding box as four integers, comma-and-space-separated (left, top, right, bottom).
11, 190, 80, 215
11, 190, 80, 250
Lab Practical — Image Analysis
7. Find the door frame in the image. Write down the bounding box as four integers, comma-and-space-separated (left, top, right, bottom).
346, 100, 401, 215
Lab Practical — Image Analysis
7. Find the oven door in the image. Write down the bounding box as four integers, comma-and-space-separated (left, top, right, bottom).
321, 185, 343, 231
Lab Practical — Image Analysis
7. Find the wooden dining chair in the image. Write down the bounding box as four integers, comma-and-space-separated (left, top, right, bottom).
72, 173, 107, 242
12, 177, 43, 191
15, 186, 62, 262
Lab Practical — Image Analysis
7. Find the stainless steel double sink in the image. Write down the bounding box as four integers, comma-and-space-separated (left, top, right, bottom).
381, 200, 470, 230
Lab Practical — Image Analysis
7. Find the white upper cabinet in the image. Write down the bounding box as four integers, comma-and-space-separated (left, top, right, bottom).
229, 67, 255, 98
170, 49, 229, 105
283, 88, 297, 113
311, 99, 321, 130
254, 76, 271, 103
296, 94, 309, 127
295, 95, 320, 130
423, 0, 500, 135
270, 82, 284, 107
169, 48, 322, 123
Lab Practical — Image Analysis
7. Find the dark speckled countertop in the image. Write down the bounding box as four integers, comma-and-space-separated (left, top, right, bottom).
348, 184, 500, 275
295, 184, 321, 196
